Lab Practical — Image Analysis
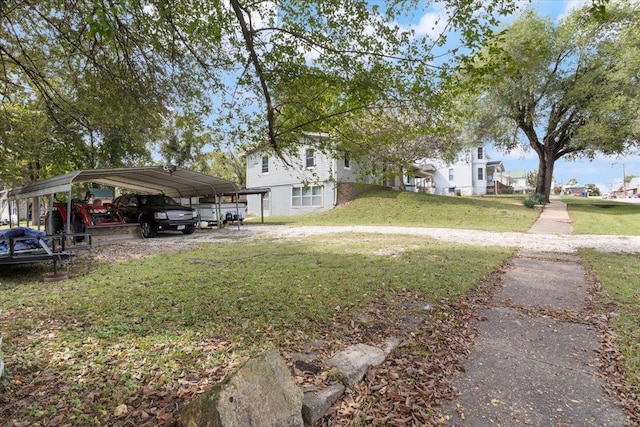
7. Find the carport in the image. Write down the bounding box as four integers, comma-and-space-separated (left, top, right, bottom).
7, 166, 240, 238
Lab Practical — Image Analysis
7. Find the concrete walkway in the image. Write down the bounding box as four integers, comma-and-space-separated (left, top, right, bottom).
442, 197, 629, 426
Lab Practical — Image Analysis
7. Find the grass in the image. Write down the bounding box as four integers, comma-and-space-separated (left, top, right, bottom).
0, 233, 514, 426
257, 191, 539, 232
2, 190, 640, 424
580, 249, 640, 392
563, 197, 640, 235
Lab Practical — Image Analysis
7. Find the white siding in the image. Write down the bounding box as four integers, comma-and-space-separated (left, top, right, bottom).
246, 136, 342, 216
420, 147, 488, 196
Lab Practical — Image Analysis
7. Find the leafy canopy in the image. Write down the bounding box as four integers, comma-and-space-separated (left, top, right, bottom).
1, 0, 524, 184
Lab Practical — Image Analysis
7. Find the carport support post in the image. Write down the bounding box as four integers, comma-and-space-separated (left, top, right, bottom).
46, 194, 54, 234
65, 191, 72, 236
234, 192, 240, 230
215, 193, 223, 229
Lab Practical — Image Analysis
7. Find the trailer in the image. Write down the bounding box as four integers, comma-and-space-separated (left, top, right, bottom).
0, 228, 90, 272
197, 198, 246, 227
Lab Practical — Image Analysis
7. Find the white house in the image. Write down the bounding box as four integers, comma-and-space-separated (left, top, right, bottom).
245, 133, 377, 217
408, 146, 497, 196
246, 138, 510, 217
508, 170, 533, 194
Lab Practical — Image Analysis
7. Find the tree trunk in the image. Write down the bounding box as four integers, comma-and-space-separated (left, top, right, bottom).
535, 160, 546, 197
543, 155, 555, 202
534, 150, 555, 203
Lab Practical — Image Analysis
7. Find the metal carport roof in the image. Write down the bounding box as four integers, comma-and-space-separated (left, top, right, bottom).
7, 166, 239, 200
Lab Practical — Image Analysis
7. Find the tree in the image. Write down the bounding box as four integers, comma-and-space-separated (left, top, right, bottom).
1, 1, 616, 187
2, 0, 527, 184
333, 106, 465, 188
460, 1, 640, 202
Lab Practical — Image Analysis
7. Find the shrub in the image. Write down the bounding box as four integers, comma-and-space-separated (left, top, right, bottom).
523, 193, 546, 209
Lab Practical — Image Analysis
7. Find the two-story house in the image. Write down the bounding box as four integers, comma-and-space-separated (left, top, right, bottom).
246, 137, 509, 217
408, 147, 498, 196
245, 133, 379, 217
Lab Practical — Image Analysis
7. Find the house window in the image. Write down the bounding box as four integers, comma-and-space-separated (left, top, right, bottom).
261, 156, 269, 173
344, 153, 350, 169
305, 149, 315, 168
477, 147, 484, 160
478, 167, 484, 180
292, 185, 323, 207
448, 168, 454, 181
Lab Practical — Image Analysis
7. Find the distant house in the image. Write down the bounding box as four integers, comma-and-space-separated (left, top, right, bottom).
245, 133, 381, 217
627, 177, 640, 197
564, 184, 588, 197
407, 147, 508, 196
508, 170, 534, 194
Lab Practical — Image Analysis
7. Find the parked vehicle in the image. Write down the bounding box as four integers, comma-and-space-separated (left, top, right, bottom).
45, 196, 126, 238
197, 198, 246, 226
113, 194, 197, 238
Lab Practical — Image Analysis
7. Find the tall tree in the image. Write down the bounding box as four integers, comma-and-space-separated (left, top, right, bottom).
460, 1, 640, 202
1, 1, 524, 182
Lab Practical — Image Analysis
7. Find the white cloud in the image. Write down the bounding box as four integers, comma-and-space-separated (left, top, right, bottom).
557, 0, 589, 20
411, 5, 449, 39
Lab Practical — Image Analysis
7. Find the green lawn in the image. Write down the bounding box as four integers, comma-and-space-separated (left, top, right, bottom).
257, 191, 540, 232
563, 197, 640, 235
2, 191, 640, 425
581, 250, 640, 394
0, 233, 514, 426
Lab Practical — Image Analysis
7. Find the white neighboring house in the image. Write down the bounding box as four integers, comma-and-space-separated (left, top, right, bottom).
508, 170, 534, 194
245, 133, 376, 217
408, 146, 496, 196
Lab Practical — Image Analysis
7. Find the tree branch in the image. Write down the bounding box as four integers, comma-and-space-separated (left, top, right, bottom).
229, 0, 282, 159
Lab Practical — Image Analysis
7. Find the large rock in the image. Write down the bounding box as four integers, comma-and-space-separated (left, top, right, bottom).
180, 350, 303, 427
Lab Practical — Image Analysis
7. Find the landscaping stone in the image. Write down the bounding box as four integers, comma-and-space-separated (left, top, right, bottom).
180, 350, 303, 427
324, 343, 386, 385
382, 336, 402, 355
302, 383, 346, 426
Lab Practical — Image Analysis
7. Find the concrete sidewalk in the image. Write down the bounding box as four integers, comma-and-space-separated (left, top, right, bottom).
441, 197, 629, 426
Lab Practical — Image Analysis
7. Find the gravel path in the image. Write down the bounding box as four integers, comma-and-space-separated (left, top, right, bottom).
215, 224, 640, 253
82, 223, 640, 263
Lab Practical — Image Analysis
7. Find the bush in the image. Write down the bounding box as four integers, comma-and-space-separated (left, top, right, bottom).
523, 193, 546, 209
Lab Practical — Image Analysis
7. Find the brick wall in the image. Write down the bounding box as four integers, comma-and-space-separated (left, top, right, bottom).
336, 182, 390, 205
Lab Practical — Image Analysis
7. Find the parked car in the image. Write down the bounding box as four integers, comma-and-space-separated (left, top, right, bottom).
113, 194, 197, 238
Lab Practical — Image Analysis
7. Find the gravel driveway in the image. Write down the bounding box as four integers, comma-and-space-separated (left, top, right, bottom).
82, 224, 640, 263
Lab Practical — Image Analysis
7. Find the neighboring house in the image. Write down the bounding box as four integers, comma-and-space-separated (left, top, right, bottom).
407, 146, 495, 196
626, 177, 640, 197
245, 133, 378, 217
246, 138, 512, 217
508, 170, 534, 194
564, 184, 588, 197
486, 161, 510, 194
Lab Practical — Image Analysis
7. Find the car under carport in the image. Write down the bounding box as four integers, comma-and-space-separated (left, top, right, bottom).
6, 166, 241, 243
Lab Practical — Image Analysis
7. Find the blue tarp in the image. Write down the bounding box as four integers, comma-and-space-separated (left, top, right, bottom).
0, 227, 47, 253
